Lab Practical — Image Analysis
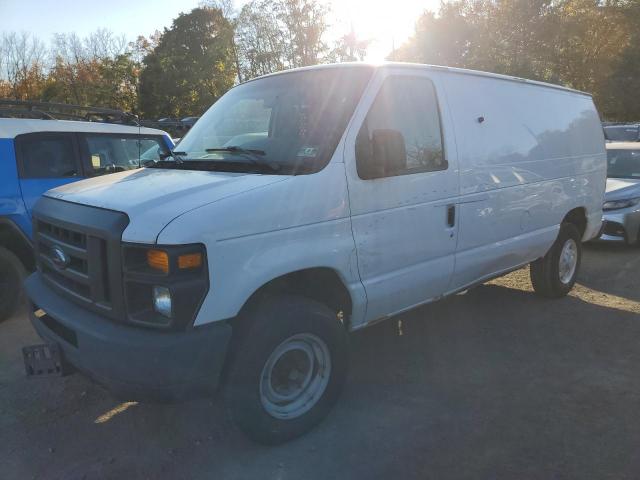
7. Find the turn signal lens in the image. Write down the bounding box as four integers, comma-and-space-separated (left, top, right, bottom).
147, 249, 169, 273
178, 252, 202, 270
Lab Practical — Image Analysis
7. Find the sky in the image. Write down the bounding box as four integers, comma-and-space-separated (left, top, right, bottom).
0, 0, 443, 61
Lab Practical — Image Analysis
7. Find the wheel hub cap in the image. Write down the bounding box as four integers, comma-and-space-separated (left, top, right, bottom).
259, 333, 331, 420
559, 238, 578, 284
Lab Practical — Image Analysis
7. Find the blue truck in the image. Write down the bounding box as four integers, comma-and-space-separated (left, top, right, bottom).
0, 103, 173, 321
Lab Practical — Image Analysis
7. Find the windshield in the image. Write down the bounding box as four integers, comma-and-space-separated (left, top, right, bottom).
604, 125, 639, 142
85, 135, 169, 176
607, 149, 640, 178
172, 67, 374, 174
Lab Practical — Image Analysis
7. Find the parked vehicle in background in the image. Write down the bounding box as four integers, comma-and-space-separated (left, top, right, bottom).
598, 142, 640, 244
140, 117, 199, 138
604, 124, 640, 142
180, 116, 200, 128
0, 100, 173, 322
23, 63, 606, 444
157, 117, 179, 124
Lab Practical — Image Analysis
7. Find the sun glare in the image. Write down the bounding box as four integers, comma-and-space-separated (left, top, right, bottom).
328, 0, 442, 61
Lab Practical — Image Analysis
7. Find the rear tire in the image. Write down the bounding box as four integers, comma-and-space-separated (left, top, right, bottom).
224, 295, 348, 445
633, 227, 640, 248
530, 223, 582, 298
0, 246, 26, 322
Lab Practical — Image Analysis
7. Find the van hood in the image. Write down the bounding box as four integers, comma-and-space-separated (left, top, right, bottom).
605, 177, 640, 200
45, 168, 288, 243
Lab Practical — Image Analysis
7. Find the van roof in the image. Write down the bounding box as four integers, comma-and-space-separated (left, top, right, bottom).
0, 118, 169, 139
246, 62, 591, 97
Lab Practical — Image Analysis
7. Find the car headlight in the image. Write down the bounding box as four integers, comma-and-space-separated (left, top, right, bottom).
603, 197, 640, 211
152, 286, 172, 318
123, 243, 208, 330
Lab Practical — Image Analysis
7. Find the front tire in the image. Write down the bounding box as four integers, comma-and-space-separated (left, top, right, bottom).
0, 246, 26, 322
225, 295, 348, 444
530, 223, 582, 298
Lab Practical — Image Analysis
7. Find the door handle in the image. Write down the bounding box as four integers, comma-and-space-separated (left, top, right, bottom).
447, 204, 456, 227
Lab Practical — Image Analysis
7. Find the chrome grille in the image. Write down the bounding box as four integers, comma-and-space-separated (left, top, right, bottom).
32, 198, 129, 321
36, 220, 111, 308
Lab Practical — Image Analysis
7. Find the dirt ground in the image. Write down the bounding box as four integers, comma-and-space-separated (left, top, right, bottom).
2, 242, 640, 480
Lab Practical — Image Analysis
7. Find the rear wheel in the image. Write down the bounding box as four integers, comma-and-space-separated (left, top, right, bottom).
530, 223, 582, 298
633, 226, 640, 247
224, 295, 348, 444
0, 246, 26, 322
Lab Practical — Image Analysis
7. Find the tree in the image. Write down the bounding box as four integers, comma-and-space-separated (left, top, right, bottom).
390, 0, 640, 120
232, 0, 332, 81
139, 7, 237, 118
129, 34, 160, 64
391, 0, 555, 77
330, 29, 370, 62
278, 0, 330, 67
551, 0, 631, 111
0, 32, 47, 99
603, 1, 640, 120
41, 30, 138, 112
235, 0, 289, 79
200, 0, 244, 81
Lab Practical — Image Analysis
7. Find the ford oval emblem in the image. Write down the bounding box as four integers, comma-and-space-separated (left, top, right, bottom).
51, 245, 69, 269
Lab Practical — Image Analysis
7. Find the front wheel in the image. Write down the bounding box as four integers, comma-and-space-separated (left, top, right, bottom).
0, 246, 26, 322
224, 295, 348, 444
530, 223, 582, 298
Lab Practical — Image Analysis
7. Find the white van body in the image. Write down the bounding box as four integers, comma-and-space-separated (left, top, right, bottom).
43, 63, 605, 328
25, 63, 606, 443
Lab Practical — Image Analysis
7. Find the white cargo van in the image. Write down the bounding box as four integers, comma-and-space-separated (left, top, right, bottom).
23, 63, 606, 444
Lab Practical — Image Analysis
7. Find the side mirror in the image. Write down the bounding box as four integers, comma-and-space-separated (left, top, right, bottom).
356, 128, 406, 180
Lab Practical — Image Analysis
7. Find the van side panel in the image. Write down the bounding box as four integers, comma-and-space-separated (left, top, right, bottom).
441, 73, 606, 291
156, 163, 368, 328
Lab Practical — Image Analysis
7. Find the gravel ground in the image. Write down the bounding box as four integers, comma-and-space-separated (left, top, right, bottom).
1, 242, 639, 480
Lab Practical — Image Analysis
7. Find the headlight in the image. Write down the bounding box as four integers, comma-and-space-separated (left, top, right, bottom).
123, 243, 208, 330
603, 197, 640, 211
152, 286, 172, 318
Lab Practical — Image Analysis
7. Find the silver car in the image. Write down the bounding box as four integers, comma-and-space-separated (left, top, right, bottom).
600, 142, 640, 244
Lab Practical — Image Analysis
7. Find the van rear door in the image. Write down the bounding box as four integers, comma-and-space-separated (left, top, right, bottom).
344, 69, 460, 324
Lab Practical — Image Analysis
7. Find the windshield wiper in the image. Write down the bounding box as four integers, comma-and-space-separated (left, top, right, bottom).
206, 146, 266, 155
146, 150, 187, 167
159, 150, 187, 163
205, 146, 279, 172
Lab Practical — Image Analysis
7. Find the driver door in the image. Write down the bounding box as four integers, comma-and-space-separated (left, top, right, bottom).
344, 69, 460, 326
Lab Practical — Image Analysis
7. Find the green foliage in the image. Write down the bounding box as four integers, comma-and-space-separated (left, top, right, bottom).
139, 7, 236, 118
42, 53, 139, 113
235, 0, 289, 79
1, 3, 355, 117
0, 32, 48, 100
330, 30, 371, 63
234, 0, 331, 81
7, 1, 640, 121
392, 0, 640, 120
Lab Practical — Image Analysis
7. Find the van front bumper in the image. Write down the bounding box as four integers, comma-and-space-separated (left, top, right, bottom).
24, 273, 231, 401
